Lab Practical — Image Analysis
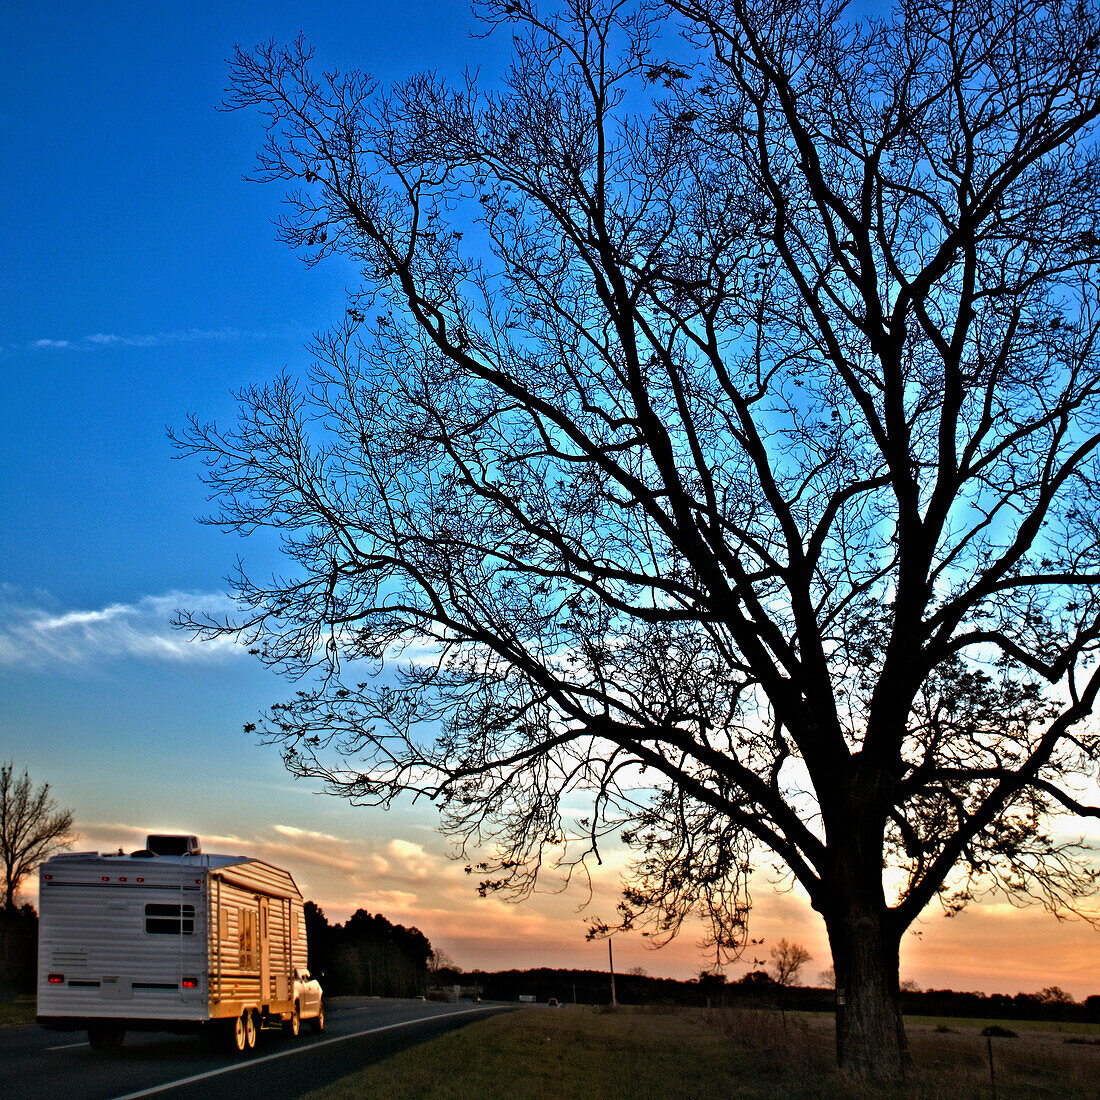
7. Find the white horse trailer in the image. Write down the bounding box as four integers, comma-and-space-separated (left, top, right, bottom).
37, 834, 324, 1051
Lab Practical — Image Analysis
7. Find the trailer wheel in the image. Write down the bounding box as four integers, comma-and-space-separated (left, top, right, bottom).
245, 1009, 258, 1050
311, 998, 325, 1033
88, 1022, 124, 1052
285, 1002, 300, 1038
231, 1013, 248, 1053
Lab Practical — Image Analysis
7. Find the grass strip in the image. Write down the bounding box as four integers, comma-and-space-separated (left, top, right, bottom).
903, 1014, 1100, 1034
304, 1006, 831, 1100
0, 1001, 36, 1027
304, 1005, 1100, 1100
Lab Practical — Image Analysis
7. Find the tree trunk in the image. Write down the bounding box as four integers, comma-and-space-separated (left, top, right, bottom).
826, 893, 909, 1080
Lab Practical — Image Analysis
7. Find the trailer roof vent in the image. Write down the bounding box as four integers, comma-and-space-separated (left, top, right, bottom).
145, 834, 202, 857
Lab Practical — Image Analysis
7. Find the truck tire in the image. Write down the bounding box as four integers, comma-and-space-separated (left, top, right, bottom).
311, 998, 325, 1032
285, 1001, 301, 1038
245, 1009, 258, 1049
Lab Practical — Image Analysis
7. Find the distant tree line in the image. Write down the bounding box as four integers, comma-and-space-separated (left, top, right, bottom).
303, 902, 432, 997
442, 966, 1100, 1023
901, 987, 1100, 1025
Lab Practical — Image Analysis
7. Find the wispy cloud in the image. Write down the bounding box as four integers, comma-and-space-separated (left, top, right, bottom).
0, 589, 245, 669
10, 325, 310, 356
24, 328, 246, 352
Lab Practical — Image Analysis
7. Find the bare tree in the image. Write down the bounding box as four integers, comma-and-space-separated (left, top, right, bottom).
428, 947, 461, 977
769, 938, 812, 986
176, 0, 1100, 1079
0, 763, 75, 909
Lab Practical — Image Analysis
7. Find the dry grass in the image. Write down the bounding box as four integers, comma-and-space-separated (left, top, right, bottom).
304, 1005, 1100, 1099
0, 1000, 35, 1027
902, 1014, 1100, 1035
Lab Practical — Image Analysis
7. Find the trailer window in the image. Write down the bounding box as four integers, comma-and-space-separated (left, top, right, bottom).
239, 908, 257, 968
145, 903, 195, 935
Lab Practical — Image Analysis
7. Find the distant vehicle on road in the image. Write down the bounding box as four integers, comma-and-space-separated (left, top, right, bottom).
37, 833, 324, 1053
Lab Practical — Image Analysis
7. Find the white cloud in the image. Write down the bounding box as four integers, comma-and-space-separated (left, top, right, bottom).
272, 824, 347, 845
25, 328, 245, 351
260, 841, 364, 875
367, 889, 420, 909
85, 328, 242, 348
0, 590, 246, 668
19, 326, 306, 355
382, 839, 434, 883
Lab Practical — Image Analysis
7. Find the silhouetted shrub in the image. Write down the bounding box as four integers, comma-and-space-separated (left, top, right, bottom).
0, 905, 38, 997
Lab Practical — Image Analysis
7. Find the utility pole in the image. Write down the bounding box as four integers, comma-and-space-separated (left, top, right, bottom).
608, 938, 618, 1008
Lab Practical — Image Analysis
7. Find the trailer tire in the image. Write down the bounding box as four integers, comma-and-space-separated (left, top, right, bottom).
286, 1002, 301, 1038
246, 1009, 258, 1050
311, 999, 325, 1033
231, 1013, 248, 1053
88, 1022, 125, 1052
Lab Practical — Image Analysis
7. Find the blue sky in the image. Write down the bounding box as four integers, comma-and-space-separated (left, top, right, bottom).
1, 0, 680, 979
2, 1, 1098, 995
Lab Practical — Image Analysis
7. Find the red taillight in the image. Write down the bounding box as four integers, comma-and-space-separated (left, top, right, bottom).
181, 977, 198, 989
136, 877, 144, 883
102, 876, 109, 882
48, 974, 64, 984
118, 876, 127, 882
43, 874, 52, 880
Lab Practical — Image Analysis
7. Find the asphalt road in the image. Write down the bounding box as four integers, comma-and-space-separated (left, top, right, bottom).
2, 998, 512, 1099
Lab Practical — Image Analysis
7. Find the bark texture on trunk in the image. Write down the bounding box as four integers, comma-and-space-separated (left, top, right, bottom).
827, 899, 909, 1080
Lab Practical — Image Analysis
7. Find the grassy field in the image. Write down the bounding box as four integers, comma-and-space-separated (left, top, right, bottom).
902, 1014, 1100, 1035
305, 1005, 1100, 1099
0, 1000, 35, 1027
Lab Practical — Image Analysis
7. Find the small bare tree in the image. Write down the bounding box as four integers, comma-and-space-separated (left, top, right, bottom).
769, 938, 812, 986
0, 763, 76, 909
428, 947, 461, 978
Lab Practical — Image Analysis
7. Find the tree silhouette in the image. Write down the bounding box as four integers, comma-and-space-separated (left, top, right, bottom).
769, 938, 812, 986
0, 763, 75, 910
298, 902, 432, 996
177, 0, 1100, 1078
1037, 985, 1075, 1005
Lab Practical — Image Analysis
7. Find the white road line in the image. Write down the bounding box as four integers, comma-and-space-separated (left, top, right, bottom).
109, 1006, 498, 1100
47, 1041, 89, 1051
